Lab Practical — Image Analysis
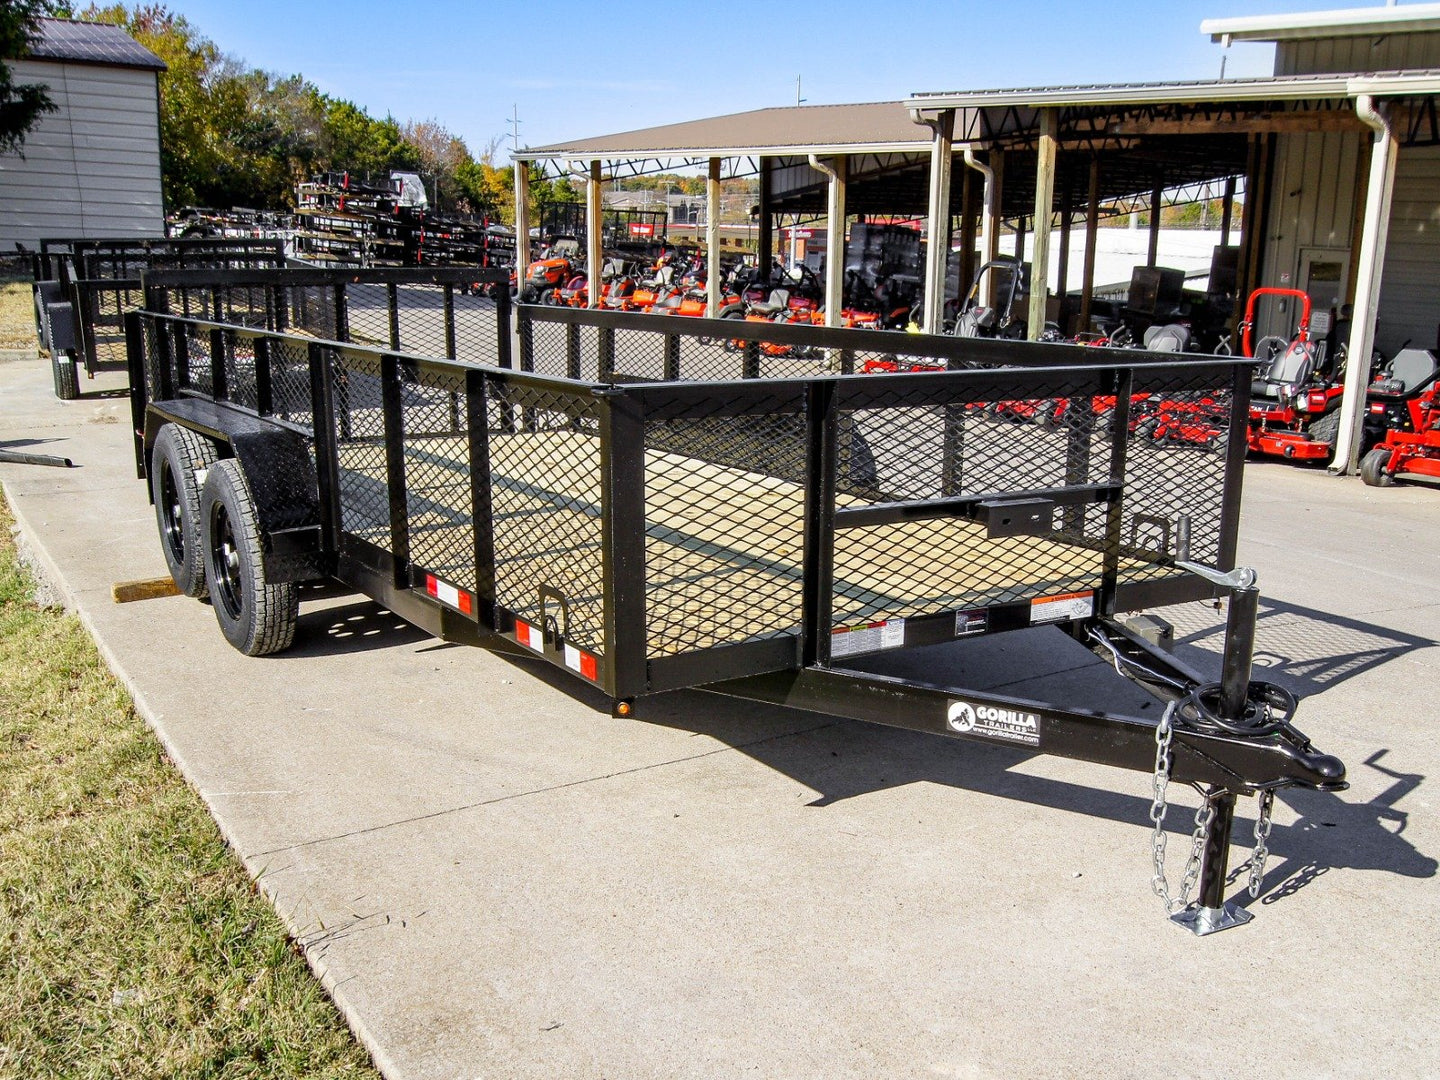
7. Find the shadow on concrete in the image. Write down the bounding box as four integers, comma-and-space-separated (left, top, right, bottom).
286, 598, 430, 658
273, 592, 1436, 893
1161, 596, 1436, 698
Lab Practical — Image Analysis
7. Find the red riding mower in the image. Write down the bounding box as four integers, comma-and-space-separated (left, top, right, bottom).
1359, 348, 1440, 486
1240, 288, 1344, 462
520, 237, 582, 304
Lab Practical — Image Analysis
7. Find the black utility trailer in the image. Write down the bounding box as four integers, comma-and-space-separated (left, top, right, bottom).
31, 237, 284, 399
125, 268, 1345, 935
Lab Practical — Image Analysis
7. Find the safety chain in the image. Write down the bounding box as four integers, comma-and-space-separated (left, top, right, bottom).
1247, 789, 1275, 898
1149, 702, 1217, 915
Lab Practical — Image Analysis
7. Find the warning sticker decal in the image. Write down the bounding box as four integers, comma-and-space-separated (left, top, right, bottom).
955, 609, 989, 637
831, 618, 905, 657
946, 700, 1042, 747
1030, 590, 1095, 624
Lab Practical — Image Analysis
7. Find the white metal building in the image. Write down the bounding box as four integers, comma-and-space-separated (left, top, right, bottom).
0, 18, 166, 249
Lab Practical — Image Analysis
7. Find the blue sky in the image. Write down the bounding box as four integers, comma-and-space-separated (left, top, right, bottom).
163, 1, 1388, 157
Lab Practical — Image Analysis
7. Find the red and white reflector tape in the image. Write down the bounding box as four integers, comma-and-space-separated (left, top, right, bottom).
425, 574, 474, 616
564, 643, 598, 682
514, 619, 542, 651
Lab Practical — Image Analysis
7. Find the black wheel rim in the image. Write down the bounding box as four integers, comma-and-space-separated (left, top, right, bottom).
209, 501, 243, 620
159, 458, 186, 565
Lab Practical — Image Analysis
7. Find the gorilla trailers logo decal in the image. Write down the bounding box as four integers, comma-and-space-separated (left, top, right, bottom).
946, 700, 1041, 746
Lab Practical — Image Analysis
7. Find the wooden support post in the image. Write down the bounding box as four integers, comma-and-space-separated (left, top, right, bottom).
958, 165, 977, 306
1220, 174, 1237, 247
588, 160, 603, 308
758, 158, 774, 271
1056, 182, 1073, 334
1027, 108, 1057, 342
706, 157, 722, 317
1334, 101, 1399, 475
1147, 173, 1163, 267
922, 110, 955, 333
513, 160, 532, 283
1079, 154, 1101, 334
823, 156, 846, 328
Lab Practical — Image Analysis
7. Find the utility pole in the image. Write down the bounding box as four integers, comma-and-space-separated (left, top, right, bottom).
508, 105, 522, 154
796, 75, 806, 106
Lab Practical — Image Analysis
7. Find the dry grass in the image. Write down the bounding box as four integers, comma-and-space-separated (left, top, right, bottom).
0, 496, 380, 1079
0, 280, 38, 350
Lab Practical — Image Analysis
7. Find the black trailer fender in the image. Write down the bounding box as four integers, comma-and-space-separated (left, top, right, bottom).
144, 399, 329, 583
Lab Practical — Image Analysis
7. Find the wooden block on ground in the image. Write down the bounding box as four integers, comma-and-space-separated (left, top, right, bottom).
113, 577, 181, 603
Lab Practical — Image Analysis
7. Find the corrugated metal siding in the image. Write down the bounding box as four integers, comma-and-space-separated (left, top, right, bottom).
1277, 33, 1440, 74
1377, 144, 1440, 356
0, 59, 163, 248
1259, 130, 1365, 337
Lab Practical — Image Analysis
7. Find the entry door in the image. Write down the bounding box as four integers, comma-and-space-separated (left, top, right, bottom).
1299, 247, 1350, 315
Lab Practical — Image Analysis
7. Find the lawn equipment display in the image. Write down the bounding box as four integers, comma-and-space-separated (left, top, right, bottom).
952, 257, 1029, 340
1360, 348, 1440, 486
1239, 287, 1346, 463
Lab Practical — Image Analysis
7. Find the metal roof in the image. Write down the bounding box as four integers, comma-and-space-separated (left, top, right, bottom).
908, 73, 1362, 111
517, 101, 929, 161
1202, 3, 1440, 44
24, 18, 166, 72
908, 70, 1440, 113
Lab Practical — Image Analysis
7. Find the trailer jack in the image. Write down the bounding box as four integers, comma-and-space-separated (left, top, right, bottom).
1144, 561, 1338, 935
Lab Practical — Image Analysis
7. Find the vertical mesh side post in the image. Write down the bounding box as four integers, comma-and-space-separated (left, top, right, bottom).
598, 326, 615, 381
1061, 381, 1098, 536
1101, 369, 1134, 614
802, 381, 838, 668
443, 285, 457, 360
124, 312, 146, 479
387, 283, 401, 350
209, 327, 227, 401
497, 291, 512, 370
466, 368, 496, 629
156, 319, 175, 400
518, 309, 533, 373
601, 389, 648, 697
743, 340, 760, 380
664, 334, 680, 381
381, 354, 411, 586
308, 342, 342, 553
334, 284, 349, 341
1217, 363, 1253, 570
566, 324, 582, 380
254, 337, 273, 416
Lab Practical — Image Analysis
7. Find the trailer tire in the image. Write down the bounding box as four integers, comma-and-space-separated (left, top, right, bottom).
1360, 446, 1394, 488
201, 459, 298, 655
53, 352, 79, 400
151, 423, 219, 598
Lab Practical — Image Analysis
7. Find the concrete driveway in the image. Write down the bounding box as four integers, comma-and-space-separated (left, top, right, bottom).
2, 354, 1436, 1080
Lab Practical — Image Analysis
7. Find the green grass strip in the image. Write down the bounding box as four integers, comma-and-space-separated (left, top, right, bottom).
0, 497, 379, 1079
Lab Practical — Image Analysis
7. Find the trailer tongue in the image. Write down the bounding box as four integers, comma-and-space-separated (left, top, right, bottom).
126, 271, 1346, 935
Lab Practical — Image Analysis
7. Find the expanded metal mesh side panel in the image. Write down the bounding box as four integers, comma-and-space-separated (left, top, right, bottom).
331, 353, 390, 550
343, 283, 394, 350
642, 401, 808, 656
399, 364, 475, 593
269, 337, 315, 427
222, 331, 259, 412
292, 286, 338, 339
139, 318, 164, 402
175, 322, 213, 396
832, 376, 1118, 627
79, 283, 143, 365
488, 388, 605, 656
526, 318, 580, 379
1117, 371, 1233, 587
394, 284, 448, 359
450, 290, 501, 365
